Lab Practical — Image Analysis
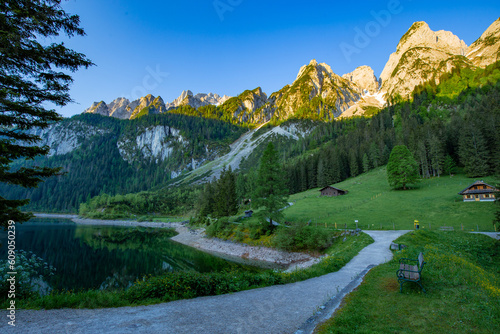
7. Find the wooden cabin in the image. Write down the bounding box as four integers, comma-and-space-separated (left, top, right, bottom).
319, 186, 348, 197
458, 181, 498, 202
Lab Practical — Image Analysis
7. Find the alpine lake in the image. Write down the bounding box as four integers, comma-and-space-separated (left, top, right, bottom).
0, 218, 269, 294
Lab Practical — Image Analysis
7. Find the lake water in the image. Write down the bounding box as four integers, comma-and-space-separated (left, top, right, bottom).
0, 219, 260, 292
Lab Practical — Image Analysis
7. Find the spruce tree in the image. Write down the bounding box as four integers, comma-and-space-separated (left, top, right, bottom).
253, 142, 288, 228
387, 145, 419, 190
0, 0, 93, 226
459, 123, 490, 177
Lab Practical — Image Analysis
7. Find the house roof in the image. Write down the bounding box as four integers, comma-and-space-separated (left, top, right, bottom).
458, 181, 499, 195
319, 186, 348, 193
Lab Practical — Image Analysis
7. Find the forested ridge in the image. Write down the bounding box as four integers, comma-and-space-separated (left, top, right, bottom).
1, 112, 246, 212
3, 61, 500, 216
281, 63, 500, 194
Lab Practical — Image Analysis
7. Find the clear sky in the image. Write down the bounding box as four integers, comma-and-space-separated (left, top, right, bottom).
55, 0, 500, 117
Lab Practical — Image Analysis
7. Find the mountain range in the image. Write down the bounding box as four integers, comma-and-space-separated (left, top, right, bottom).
5, 18, 500, 213
85, 18, 500, 123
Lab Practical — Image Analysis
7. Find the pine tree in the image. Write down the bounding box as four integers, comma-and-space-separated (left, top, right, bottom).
220, 166, 238, 216
443, 155, 456, 176
459, 123, 490, 177
0, 0, 93, 226
316, 158, 327, 188
253, 142, 289, 228
387, 145, 420, 190
362, 153, 371, 174
349, 150, 359, 177
369, 143, 380, 168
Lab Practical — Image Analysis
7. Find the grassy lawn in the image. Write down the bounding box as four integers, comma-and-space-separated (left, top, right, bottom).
285, 167, 497, 231
152, 216, 189, 223
316, 230, 500, 333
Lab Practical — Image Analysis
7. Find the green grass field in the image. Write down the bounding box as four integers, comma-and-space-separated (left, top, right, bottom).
284, 167, 498, 231
316, 231, 500, 334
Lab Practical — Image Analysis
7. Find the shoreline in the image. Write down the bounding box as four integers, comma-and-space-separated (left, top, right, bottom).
35, 214, 320, 271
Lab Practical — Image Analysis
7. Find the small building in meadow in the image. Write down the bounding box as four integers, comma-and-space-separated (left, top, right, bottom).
319, 186, 348, 197
458, 181, 498, 202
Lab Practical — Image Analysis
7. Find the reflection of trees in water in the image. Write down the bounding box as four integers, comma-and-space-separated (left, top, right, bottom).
0, 220, 257, 292
79, 226, 257, 273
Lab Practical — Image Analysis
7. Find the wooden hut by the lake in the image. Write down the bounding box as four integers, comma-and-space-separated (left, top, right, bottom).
319, 186, 348, 197
458, 181, 498, 202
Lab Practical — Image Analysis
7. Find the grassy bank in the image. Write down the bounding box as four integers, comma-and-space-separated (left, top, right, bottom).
285, 167, 497, 231
316, 231, 500, 333
1, 232, 372, 309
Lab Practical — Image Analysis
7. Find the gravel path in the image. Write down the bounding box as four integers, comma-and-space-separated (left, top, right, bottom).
1, 230, 409, 334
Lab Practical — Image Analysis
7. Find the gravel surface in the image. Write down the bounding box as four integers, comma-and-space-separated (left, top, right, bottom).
0, 230, 409, 334
70, 217, 317, 269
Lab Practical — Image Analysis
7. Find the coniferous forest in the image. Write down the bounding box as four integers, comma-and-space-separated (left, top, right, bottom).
3, 62, 500, 217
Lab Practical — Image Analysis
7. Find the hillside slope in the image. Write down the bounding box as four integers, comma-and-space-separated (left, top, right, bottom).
284, 167, 497, 231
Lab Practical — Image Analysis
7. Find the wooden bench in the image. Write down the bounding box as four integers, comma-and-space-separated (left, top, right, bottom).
396, 252, 426, 293
440, 226, 454, 231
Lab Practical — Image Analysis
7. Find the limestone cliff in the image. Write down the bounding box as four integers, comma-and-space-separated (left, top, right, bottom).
219, 87, 270, 123
107, 98, 131, 119
342, 66, 379, 94
165, 90, 231, 110
380, 21, 470, 99
27, 121, 110, 157
84, 95, 166, 120
270, 59, 360, 121
467, 18, 500, 67
83, 101, 109, 117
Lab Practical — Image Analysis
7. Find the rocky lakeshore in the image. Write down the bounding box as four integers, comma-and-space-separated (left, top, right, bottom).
35, 214, 321, 271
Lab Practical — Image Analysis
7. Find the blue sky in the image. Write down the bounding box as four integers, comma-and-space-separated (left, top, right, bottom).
55, 0, 500, 117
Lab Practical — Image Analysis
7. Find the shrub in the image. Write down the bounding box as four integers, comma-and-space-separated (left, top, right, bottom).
0, 250, 56, 299
273, 223, 338, 252
205, 218, 232, 238
125, 270, 284, 303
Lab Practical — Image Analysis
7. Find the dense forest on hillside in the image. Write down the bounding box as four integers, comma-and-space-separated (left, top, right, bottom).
1, 113, 246, 212
4, 62, 500, 216
82, 63, 500, 219
279, 66, 500, 194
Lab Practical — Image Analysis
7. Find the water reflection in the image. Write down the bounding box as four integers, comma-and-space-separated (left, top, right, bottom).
0, 219, 258, 292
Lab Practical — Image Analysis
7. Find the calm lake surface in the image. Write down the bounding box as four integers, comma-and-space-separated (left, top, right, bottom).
0, 218, 259, 292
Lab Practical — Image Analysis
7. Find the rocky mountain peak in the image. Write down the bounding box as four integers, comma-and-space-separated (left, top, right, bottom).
342, 66, 379, 95
84, 101, 109, 116
396, 21, 467, 55
107, 97, 131, 119
295, 59, 336, 83
467, 18, 500, 67
379, 21, 471, 99
166, 90, 231, 110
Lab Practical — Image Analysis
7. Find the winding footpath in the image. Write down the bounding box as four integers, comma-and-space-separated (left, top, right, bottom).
1, 230, 409, 334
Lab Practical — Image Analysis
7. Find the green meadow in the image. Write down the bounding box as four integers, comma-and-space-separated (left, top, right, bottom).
285, 167, 497, 231
316, 231, 500, 334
